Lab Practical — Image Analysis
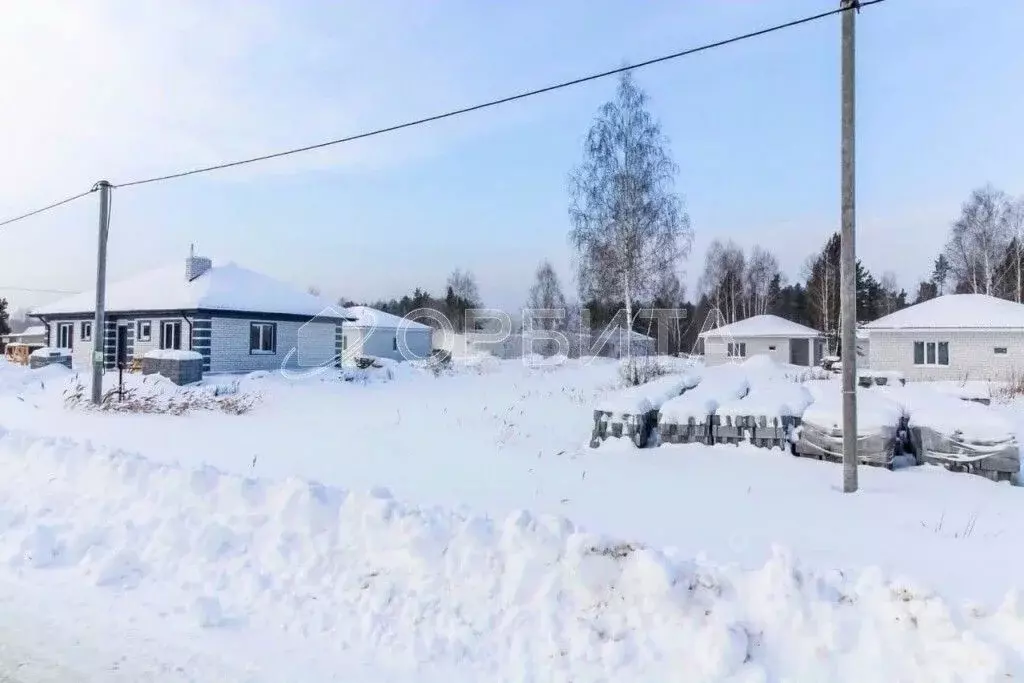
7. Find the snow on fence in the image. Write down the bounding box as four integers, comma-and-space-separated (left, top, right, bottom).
657, 365, 751, 445
795, 384, 908, 467
713, 383, 813, 449
591, 372, 701, 448
883, 385, 1019, 482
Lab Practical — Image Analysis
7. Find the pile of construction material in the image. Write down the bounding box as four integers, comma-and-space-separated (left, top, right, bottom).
715, 382, 813, 449
591, 371, 701, 448
794, 383, 908, 467
657, 364, 750, 445
884, 385, 1019, 482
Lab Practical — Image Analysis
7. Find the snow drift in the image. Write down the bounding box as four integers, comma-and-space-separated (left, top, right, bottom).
0, 427, 1021, 681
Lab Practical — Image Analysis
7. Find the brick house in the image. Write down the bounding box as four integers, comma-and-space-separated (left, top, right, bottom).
31, 252, 353, 374
862, 293, 1024, 381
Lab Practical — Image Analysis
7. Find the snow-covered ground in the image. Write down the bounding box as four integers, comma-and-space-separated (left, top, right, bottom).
1, 357, 1024, 680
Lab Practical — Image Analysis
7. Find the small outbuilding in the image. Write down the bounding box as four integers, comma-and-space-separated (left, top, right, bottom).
863, 293, 1024, 381
342, 306, 433, 362
700, 315, 824, 367
2, 325, 47, 365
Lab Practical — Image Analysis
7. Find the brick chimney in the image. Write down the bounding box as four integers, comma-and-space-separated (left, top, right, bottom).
185, 244, 212, 281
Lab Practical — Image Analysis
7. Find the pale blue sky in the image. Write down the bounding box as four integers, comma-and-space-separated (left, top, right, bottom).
1, 0, 1021, 314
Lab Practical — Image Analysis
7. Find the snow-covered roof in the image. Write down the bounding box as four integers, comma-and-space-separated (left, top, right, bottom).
864, 294, 1024, 331
3, 325, 45, 339
699, 315, 820, 339
345, 306, 431, 330
31, 262, 355, 320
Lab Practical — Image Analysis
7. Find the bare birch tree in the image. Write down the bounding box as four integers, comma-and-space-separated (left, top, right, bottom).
569, 71, 691, 331
525, 260, 568, 329
745, 245, 780, 316
944, 185, 1010, 295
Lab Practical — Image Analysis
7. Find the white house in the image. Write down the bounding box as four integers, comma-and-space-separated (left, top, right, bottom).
863, 293, 1024, 381
343, 306, 433, 361
700, 315, 824, 367
31, 252, 354, 374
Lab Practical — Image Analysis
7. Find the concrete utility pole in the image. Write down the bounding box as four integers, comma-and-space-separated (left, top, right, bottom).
91, 181, 112, 405
840, 0, 858, 493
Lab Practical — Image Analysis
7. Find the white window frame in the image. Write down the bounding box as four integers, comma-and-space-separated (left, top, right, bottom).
727, 342, 746, 358
913, 341, 949, 366
137, 320, 152, 341
80, 321, 92, 342
56, 323, 74, 349
160, 321, 182, 350
249, 322, 276, 355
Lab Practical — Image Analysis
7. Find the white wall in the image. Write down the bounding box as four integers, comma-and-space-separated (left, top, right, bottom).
868, 329, 1024, 381
47, 320, 91, 370
209, 318, 336, 373
344, 326, 432, 361
130, 316, 187, 359
703, 336, 801, 366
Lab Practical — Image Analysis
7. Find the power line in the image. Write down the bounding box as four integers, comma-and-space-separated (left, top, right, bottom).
0, 286, 78, 294
115, 0, 884, 189
0, 187, 96, 229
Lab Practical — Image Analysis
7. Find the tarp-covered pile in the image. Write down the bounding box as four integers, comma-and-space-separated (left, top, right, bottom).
883, 385, 1018, 481
796, 382, 907, 466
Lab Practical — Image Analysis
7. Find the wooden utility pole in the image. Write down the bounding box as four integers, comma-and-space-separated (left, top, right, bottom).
91, 181, 112, 405
840, 0, 858, 492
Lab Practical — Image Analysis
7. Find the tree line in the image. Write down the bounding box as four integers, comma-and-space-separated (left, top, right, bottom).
315, 70, 1019, 359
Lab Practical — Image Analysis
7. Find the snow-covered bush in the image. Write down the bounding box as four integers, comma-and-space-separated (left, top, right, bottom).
62, 376, 260, 415
618, 355, 669, 387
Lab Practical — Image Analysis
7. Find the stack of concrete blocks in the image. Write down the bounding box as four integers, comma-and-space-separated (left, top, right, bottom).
591, 409, 660, 448
141, 351, 204, 386
658, 415, 712, 445
711, 414, 753, 446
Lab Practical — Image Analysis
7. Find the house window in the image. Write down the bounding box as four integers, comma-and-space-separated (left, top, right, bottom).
392, 336, 398, 351
995, 347, 1008, 355
250, 322, 276, 354
160, 321, 182, 350
56, 323, 73, 349
768, 345, 777, 351
81, 321, 92, 342
137, 320, 152, 341
727, 342, 746, 358
913, 341, 949, 366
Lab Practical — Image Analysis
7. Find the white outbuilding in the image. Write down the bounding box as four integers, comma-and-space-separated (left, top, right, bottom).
699, 315, 824, 367
862, 293, 1024, 381
343, 306, 433, 362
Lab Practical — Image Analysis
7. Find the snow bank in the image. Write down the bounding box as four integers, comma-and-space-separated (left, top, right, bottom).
143, 349, 203, 361
0, 429, 1021, 680
802, 382, 905, 435
595, 372, 700, 415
